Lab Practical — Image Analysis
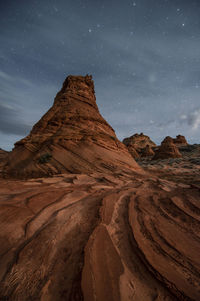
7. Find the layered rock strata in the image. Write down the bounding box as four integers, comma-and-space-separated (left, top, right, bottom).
4, 75, 140, 178
123, 133, 156, 152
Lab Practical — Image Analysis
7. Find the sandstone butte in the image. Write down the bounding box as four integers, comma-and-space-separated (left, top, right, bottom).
123, 133, 156, 152
153, 136, 182, 160
0, 75, 200, 301
3, 75, 140, 178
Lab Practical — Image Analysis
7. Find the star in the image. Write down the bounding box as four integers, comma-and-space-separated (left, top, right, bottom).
182, 23, 185, 27
88, 28, 92, 33
177, 8, 180, 12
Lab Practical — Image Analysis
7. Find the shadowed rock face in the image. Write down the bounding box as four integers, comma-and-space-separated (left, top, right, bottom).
141, 144, 155, 157
153, 136, 182, 160
3, 75, 140, 178
125, 145, 140, 159
0, 148, 8, 161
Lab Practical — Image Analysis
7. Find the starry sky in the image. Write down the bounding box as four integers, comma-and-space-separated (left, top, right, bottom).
0, 0, 200, 150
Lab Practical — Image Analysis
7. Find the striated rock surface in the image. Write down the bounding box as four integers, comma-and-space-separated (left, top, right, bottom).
173, 135, 188, 147
141, 144, 155, 157
153, 137, 182, 160
126, 145, 140, 159
123, 133, 156, 152
3, 75, 140, 178
0, 171, 199, 300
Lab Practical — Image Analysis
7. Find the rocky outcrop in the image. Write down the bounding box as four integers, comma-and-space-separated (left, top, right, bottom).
141, 144, 155, 157
3, 75, 140, 178
153, 136, 182, 160
173, 135, 188, 146
123, 133, 156, 152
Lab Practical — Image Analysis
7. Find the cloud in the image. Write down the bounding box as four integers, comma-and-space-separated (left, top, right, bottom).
179, 108, 200, 130
0, 103, 31, 135
188, 108, 200, 130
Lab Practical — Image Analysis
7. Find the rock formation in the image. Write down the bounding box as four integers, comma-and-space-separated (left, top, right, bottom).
173, 135, 188, 146
123, 132, 156, 152
153, 136, 182, 160
141, 144, 155, 157
3, 75, 140, 178
0, 76, 200, 301
125, 145, 140, 159
0, 171, 199, 300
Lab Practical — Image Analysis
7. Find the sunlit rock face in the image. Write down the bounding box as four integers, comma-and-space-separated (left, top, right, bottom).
3, 75, 140, 178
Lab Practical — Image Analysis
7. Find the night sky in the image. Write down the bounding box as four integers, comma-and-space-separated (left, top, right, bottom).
0, 0, 200, 150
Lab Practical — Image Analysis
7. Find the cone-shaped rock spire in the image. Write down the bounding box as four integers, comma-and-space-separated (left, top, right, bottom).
4, 75, 140, 178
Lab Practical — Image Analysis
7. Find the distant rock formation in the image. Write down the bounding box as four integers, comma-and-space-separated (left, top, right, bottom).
141, 144, 155, 157
4, 75, 140, 178
123, 133, 156, 151
153, 136, 182, 159
173, 135, 188, 146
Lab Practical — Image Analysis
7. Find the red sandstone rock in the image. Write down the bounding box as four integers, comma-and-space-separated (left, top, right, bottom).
126, 145, 140, 159
0, 76, 199, 301
141, 144, 155, 157
3, 75, 140, 178
0, 171, 199, 300
123, 132, 156, 152
153, 136, 182, 159
173, 135, 188, 146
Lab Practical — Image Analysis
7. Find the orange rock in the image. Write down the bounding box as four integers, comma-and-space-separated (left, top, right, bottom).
123, 132, 156, 151
4, 75, 140, 178
126, 145, 140, 159
141, 144, 155, 157
173, 135, 188, 146
153, 136, 182, 159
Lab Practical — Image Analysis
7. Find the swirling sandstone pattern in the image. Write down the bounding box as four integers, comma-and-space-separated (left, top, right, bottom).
0, 172, 199, 300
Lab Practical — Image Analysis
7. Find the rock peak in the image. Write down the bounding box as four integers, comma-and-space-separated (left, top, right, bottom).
4, 75, 140, 178
61, 74, 94, 92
